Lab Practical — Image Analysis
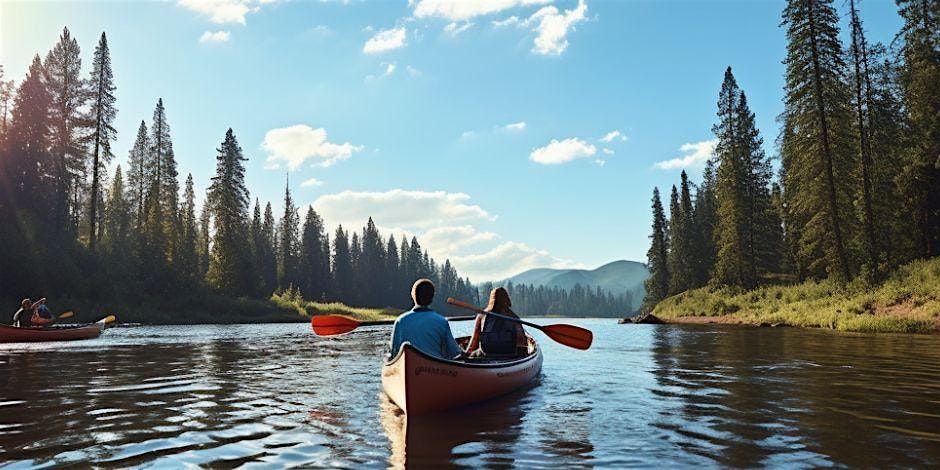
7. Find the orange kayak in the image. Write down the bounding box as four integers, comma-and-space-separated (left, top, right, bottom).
382, 335, 543, 415
0, 322, 105, 343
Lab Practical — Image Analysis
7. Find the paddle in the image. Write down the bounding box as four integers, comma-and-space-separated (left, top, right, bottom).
446, 297, 594, 350
311, 314, 476, 336
58, 311, 74, 320
98, 315, 117, 325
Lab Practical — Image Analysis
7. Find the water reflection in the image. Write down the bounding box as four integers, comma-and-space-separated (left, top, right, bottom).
380, 386, 531, 468
1, 322, 939, 467
649, 325, 940, 467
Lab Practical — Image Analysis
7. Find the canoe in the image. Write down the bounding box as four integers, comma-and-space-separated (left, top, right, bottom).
382, 335, 543, 415
0, 321, 105, 343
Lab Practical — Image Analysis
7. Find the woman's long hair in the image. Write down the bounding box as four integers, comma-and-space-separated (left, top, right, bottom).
484, 287, 513, 314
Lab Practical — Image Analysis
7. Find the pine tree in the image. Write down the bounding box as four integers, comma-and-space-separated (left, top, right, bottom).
692, 159, 717, 286
5, 56, 52, 218
300, 206, 329, 301
332, 226, 353, 302
102, 165, 131, 258
277, 175, 301, 290
43, 27, 86, 234
780, 0, 856, 281
127, 121, 150, 229
197, 200, 211, 281
359, 217, 385, 306
85, 32, 117, 251
667, 173, 695, 294
179, 174, 199, 284
261, 202, 278, 293
385, 235, 401, 306
349, 231, 363, 305
207, 129, 251, 293
642, 188, 669, 312
895, 0, 940, 258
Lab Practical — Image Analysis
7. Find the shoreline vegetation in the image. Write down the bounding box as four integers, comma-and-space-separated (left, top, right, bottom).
638, 0, 940, 337
645, 257, 940, 334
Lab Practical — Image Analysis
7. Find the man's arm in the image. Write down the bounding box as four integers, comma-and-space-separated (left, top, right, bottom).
440, 319, 464, 359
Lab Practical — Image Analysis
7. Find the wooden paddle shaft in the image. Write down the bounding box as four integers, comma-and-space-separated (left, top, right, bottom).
446, 298, 545, 330
356, 315, 477, 327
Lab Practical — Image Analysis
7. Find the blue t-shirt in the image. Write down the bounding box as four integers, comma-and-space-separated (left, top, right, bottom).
389, 307, 463, 360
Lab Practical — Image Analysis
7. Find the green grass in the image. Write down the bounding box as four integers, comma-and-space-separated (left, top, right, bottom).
269, 287, 402, 322
652, 257, 940, 334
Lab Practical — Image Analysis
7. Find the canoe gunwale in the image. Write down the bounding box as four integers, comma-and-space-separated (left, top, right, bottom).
383, 336, 540, 370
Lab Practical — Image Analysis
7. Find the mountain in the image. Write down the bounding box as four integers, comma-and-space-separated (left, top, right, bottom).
502, 260, 650, 311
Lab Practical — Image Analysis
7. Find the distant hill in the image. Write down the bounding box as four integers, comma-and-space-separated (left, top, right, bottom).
502, 260, 650, 311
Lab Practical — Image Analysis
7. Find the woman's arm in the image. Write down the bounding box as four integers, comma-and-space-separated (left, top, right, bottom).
464, 313, 484, 353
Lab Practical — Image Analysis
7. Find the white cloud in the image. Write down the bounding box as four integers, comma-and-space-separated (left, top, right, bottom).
594, 159, 606, 166
421, 225, 497, 258
363, 27, 407, 54
499, 121, 527, 133
413, 0, 551, 21
406, 65, 422, 77
653, 139, 717, 170
383, 63, 397, 76
443, 21, 474, 36
199, 30, 231, 43
305, 25, 333, 37
600, 130, 626, 143
178, 0, 271, 25
602, 148, 614, 155
529, 137, 596, 165
492, 15, 522, 27
311, 189, 496, 231
450, 241, 583, 281
301, 177, 324, 188
460, 130, 477, 140
262, 125, 363, 171
529, 0, 587, 55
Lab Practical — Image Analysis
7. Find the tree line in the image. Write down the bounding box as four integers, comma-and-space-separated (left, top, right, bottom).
478, 281, 634, 317
643, 0, 939, 311
0, 27, 627, 318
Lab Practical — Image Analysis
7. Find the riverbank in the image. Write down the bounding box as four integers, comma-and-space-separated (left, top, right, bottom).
649, 257, 940, 334
1, 290, 400, 325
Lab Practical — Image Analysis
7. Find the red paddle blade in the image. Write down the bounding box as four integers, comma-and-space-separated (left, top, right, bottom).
311, 315, 361, 336
543, 324, 593, 350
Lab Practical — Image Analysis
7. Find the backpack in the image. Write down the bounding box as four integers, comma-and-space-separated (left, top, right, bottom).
480, 313, 518, 355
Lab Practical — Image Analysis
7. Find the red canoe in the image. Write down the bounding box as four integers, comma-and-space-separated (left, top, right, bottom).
382, 335, 543, 415
0, 321, 105, 343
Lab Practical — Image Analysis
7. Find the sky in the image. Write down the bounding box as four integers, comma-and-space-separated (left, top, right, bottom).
0, 0, 904, 282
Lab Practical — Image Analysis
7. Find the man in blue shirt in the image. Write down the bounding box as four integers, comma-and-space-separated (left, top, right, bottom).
389, 279, 464, 360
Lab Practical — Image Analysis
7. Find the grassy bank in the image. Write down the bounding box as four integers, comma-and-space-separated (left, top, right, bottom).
3, 288, 401, 325
652, 257, 940, 334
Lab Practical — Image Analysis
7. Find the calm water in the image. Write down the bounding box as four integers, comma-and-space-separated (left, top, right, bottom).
2, 320, 940, 468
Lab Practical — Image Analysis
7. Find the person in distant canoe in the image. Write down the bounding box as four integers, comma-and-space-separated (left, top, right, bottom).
465, 287, 528, 357
12, 298, 52, 328
388, 279, 464, 360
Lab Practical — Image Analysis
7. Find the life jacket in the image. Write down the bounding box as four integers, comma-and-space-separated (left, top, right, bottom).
480, 312, 518, 355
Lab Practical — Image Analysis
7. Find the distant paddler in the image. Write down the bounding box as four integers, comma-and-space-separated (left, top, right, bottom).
12, 297, 54, 327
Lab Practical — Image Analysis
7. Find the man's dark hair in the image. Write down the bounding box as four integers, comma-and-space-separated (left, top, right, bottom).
412, 279, 435, 307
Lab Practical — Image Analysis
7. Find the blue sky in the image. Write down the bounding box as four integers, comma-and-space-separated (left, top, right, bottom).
0, 0, 903, 281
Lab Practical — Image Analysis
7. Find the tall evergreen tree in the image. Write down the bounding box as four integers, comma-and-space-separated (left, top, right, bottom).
692, 159, 717, 286
261, 202, 278, 293
895, 0, 940, 258
642, 188, 669, 312
85, 32, 117, 251
102, 165, 131, 259
5, 56, 52, 217
385, 235, 401, 305
0, 65, 14, 144
127, 121, 150, 229
207, 129, 251, 293
332, 226, 353, 302
43, 27, 85, 234
300, 206, 329, 301
667, 173, 695, 294
359, 217, 385, 306
178, 174, 199, 283
780, 0, 856, 281
197, 199, 211, 281
277, 176, 301, 289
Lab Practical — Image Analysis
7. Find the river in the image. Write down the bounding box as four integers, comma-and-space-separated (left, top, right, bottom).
1, 320, 939, 468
